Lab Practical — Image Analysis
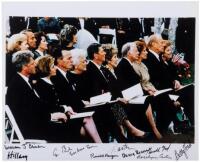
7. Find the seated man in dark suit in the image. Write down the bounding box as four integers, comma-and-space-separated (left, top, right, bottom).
50, 48, 85, 112
50, 48, 102, 143
115, 42, 161, 138
83, 43, 122, 142
115, 42, 141, 90
143, 34, 166, 89
86, 43, 131, 142
142, 34, 184, 133
86, 43, 109, 98
6, 50, 82, 143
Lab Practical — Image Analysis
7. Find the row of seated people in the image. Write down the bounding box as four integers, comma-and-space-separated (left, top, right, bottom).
6, 24, 76, 87
8, 16, 195, 64
5, 28, 194, 142
9, 17, 154, 52
5, 45, 157, 143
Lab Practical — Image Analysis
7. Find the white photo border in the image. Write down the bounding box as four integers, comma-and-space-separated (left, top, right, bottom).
1, 1, 199, 161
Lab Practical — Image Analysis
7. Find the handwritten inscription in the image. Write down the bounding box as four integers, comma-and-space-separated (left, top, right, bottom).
4, 145, 21, 150
7, 151, 28, 161
22, 143, 46, 149
90, 153, 119, 159
4, 143, 193, 160
62, 145, 85, 156
174, 143, 192, 160
117, 144, 135, 152
122, 152, 135, 158
53, 144, 98, 157
118, 144, 172, 160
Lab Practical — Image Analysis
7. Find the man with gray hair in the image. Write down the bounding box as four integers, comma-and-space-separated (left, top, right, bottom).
115, 42, 141, 90
143, 34, 184, 133
145, 35, 194, 129
115, 42, 149, 135
20, 29, 37, 51
143, 34, 165, 89
6, 50, 77, 142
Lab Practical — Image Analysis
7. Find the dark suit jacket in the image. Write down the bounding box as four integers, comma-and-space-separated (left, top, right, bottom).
143, 51, 166, 90
50, 69, 85, 112
67, 71, 89, 101
6, 74, 51, 139
129, 18, 154, 41
129, 18, 143, 41
85, 61, 109, 98
100, 67, 122, 99
161, 60, 181, 89
32, 50, 43, 60
33, 78, 65, 113
6, 73, 83, 142
6, 52, 16, 86
115, 58, 141, 91
175, 18, 195, 63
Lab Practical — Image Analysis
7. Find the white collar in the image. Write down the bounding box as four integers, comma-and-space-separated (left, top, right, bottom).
36, 49, 44, 57
164, 61, 169, 65
110, 68, 117, 79
91, 60, 101, 70
41, 77, 53, 85
149, 49, 160, 61
90, 61, 108, 81
17, 72, 32, 88
124, 57, 133, 66
17, 72, 40, 98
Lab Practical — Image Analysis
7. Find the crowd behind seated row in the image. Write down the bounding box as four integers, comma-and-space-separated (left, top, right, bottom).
5, 17, 194, 143
8, 17, 195, 63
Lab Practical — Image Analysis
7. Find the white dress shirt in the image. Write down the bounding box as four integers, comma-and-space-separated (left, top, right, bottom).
149, 49, 160, 61
17, 72, 40, 98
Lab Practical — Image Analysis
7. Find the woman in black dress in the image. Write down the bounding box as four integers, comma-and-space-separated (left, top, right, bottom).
34, 55, 102, 143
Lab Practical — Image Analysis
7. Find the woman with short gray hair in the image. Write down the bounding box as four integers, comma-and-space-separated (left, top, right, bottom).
68, 49, 89, 100
71, 48, 87, 68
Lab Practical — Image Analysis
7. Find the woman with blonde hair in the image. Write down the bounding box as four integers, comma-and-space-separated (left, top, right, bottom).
7, 33, 28, 52
6, 33, 29, 86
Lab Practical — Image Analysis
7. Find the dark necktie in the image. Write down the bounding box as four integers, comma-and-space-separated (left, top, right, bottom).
66, 72, 76, 91
159, 54, 163, 62
28, 78, 40, 98
100, 66, 108, 82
